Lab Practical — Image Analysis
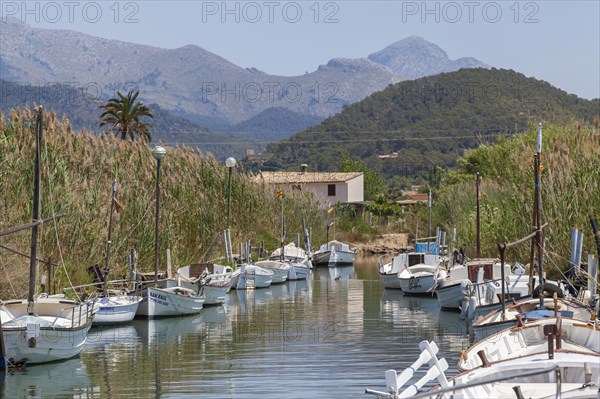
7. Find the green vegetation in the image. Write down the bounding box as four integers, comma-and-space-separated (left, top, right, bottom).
338, 154, 384, 200
431, 122, 600, 276
0, 107, 325, 299
99, 90, 154, 142
267, 69, 599, 183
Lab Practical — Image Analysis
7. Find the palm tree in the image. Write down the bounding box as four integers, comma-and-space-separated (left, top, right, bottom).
98, 91, 154, 142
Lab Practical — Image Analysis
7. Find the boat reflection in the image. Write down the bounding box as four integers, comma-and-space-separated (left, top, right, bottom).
2, 357, 95, 398
86, 323, 141, 347
380, 288, 468, 354
328, 265, 356, 280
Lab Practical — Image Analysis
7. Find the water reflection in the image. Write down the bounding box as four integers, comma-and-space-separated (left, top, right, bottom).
3, 357, 95, 398
4, 256, 470, 398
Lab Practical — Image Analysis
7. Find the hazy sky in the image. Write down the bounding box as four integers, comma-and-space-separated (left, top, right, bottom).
4, 1, 599, 99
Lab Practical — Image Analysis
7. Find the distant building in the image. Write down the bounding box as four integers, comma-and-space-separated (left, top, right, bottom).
244, 149, 273, 162
254, 168, 364, 207
397, 193, 429, 206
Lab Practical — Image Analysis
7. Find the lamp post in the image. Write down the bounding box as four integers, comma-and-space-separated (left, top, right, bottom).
225, 157, 236, 230
152, 146, 166, 286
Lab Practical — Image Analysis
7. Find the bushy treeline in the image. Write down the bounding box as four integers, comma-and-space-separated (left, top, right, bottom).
267, 68, 599, 181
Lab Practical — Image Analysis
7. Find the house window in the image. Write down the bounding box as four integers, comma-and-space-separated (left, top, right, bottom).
327, 184, 336, 196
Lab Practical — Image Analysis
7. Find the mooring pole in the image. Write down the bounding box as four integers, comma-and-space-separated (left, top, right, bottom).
535, 123, 544, 309
498, 243, 507, 320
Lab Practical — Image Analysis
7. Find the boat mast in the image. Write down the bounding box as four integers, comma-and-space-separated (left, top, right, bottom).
476, 172, 481, 258
103, 180, 118, 296
535, 123, 544, 309
280, 190, 285, 262
27, 107, 43, 315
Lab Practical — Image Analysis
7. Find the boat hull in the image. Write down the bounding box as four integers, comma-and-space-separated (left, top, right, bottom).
398, 274, 437, 295
380, 272, 401, 289
435, 281, 466, 309
2, 321, 92, 364
1, 298, 96, 364
136, 287, 204, 318
93, 296, 142, 325
201, 285, 228, 305
313, 250, 355, 266
288, 264, 310, 280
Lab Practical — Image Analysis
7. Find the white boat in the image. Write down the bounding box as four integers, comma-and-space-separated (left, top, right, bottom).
380, 251, 441, 289
254, 260, 289, 284
269, 243, 312, 280
1, 296, 96, 365
177, 263, 233, 305
435, 258, 513, 310
312, 240, 355, 266
230, 264, 273, 289
0, 109, 96, 366
471, 296, 594, 341
93, 294, 143, 325
367, 317, 600, 399
287, 262, 310, 281
398, 263, 445, 295
269, 242, 313, 269
136, 286, 205, 318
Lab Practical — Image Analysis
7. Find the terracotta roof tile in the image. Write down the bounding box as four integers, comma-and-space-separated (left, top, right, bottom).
254, 171, 363, 184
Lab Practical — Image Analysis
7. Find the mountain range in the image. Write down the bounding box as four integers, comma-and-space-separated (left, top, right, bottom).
1, 17, 487, 138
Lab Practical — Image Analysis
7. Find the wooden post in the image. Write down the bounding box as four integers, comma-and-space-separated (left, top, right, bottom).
528, 153, 539, 295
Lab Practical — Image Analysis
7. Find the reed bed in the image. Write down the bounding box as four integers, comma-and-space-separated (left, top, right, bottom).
433, 122, 600, 277
0, 107, 324, 298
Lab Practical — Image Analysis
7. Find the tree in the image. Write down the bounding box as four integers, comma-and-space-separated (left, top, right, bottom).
99, 91, 153, 142
338, 154, 384, 200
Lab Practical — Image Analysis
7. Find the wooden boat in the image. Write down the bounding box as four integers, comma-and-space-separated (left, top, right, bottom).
471, 296, 594, 341
380, 251, 441, 290
254, 260, 289, 284
230, 264, 273, 289
312, 240, 355, 266
93, 294, 143, 325
1, 108, 96, 365
177, 263, 232, 305
136, 286, 204, 318
367, 318, 600, 398
398, 263, 445, 295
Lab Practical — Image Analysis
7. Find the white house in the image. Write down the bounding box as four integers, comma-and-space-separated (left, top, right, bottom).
254, 171, 364, 207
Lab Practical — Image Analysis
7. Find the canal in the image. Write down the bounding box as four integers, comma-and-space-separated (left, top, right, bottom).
2, 256, 469, 398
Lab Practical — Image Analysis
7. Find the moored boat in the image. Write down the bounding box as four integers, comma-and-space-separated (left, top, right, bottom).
380, 251, 441, 290
312, 240, 355, 266
136, 286, 204, 318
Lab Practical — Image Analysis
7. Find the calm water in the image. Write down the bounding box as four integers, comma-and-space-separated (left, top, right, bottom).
1, 257, 469, 398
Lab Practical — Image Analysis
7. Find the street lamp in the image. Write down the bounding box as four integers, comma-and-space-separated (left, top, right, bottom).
152, 145, 166, 286
225, 157, 236, 230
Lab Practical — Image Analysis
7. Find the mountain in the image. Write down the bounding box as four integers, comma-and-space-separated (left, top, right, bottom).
0, 79, 253, 159
368, 36, 488, 79
228, 107, 324, 142
1, 18, 489, 134
266, 69, 599, 180
0, 17, 403, 127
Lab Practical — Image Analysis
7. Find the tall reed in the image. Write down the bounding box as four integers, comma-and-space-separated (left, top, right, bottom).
433, 122, 600, 277
0, 108, 325, 298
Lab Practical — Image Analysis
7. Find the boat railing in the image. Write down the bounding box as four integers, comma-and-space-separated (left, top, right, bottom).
466, 277, 510, 307
366, 349, 562, 399
365, 340, 449, 398
50, 293, 97, 328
